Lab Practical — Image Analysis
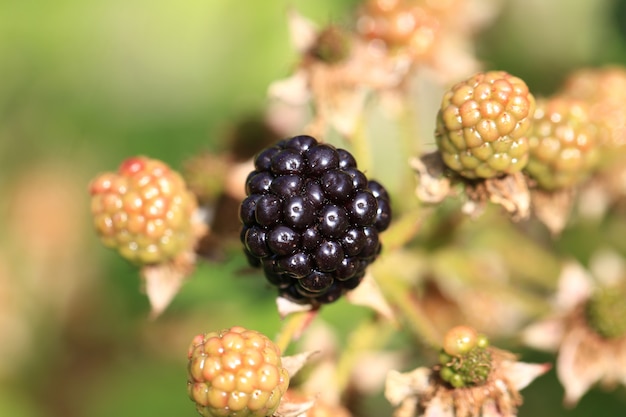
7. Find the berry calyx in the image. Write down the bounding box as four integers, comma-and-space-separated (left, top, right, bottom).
240, 135, 392, 307
187, 326, 290, 417
89, 156, 200, 265
435, 71, 535, 179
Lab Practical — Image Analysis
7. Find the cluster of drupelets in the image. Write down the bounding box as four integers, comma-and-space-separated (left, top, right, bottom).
89, 1, 626, 416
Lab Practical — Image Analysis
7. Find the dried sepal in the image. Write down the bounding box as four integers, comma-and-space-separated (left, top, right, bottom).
530, 187, 575, 236
286, 8, 319, 55
274, 397, 316, 417
281, 351, 319, 379
276, 296, 315, 319
410, 152, 453, 204
385, 348, 550, 417
269, 10, 412, 139
521, 258, 626, 406
462, 172, 531, 221
268, 352, 320, 417
345, 272, 396, 323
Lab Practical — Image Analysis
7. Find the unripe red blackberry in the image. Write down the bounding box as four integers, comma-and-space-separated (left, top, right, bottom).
525, 97, 602, 190
240, 135, 391, 306
435, 71, 536, 179
89, 156, 199, 265
187, 326, 290, 417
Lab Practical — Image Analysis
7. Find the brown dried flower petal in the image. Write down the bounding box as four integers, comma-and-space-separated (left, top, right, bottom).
276, 296, 315, 319
281, 351, 319, 379
385, 348, 550, 417
522, 258, 626, 406
410, 152, 453, 204
530, 187, 575, 236
141, 209, 207, 318
462, 172, 531, 221
270, 10, 412, 138
345, 272, 396, 322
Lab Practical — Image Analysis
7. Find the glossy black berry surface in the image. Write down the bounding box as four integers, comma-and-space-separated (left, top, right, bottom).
239, 135, 392, 306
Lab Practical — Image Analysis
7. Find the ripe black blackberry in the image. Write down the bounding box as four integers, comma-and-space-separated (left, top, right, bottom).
240, 135, 391, 306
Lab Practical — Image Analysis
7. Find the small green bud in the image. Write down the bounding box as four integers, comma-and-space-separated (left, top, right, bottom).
440, 366, 455, 382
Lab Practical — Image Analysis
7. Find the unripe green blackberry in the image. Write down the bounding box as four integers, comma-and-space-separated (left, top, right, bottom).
585, 285, 626, 340
435, 71, 536, 179
89, 156, 199, 265
240, 135, 391, 306
525, 97, 602, 190
438, 326, 492, 388
187, 326, 290, 417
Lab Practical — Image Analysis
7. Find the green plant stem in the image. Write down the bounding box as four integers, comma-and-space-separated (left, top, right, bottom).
275, 310, 318, 354
334, 315, 393, 396
382, 207, 426, 251
374, 271, 441, 349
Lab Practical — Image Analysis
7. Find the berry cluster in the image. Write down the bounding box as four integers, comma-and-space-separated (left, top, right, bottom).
435, 70, 536, 179
187, 326, 290, 417
239, 135, 391, 306
89, 156, 199, 265
438, 326, 491, 388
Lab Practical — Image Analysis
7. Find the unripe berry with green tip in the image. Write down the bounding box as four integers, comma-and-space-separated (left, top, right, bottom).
435, 70, 535, 179
525, 97, 603, 190
89, 156, 199, 265
187, 326, 290, 417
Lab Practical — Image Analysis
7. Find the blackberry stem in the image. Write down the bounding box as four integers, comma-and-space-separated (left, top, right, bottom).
335, 316, 393, 395
374, 270, 441, 348
351, 116, 374, 176
275, 309, 319, 353
380, 209, 423, 251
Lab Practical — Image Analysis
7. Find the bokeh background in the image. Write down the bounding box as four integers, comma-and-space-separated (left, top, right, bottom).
1, 0, 626, 416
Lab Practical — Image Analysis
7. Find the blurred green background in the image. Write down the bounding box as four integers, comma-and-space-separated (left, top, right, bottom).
1, 0, 626, 416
